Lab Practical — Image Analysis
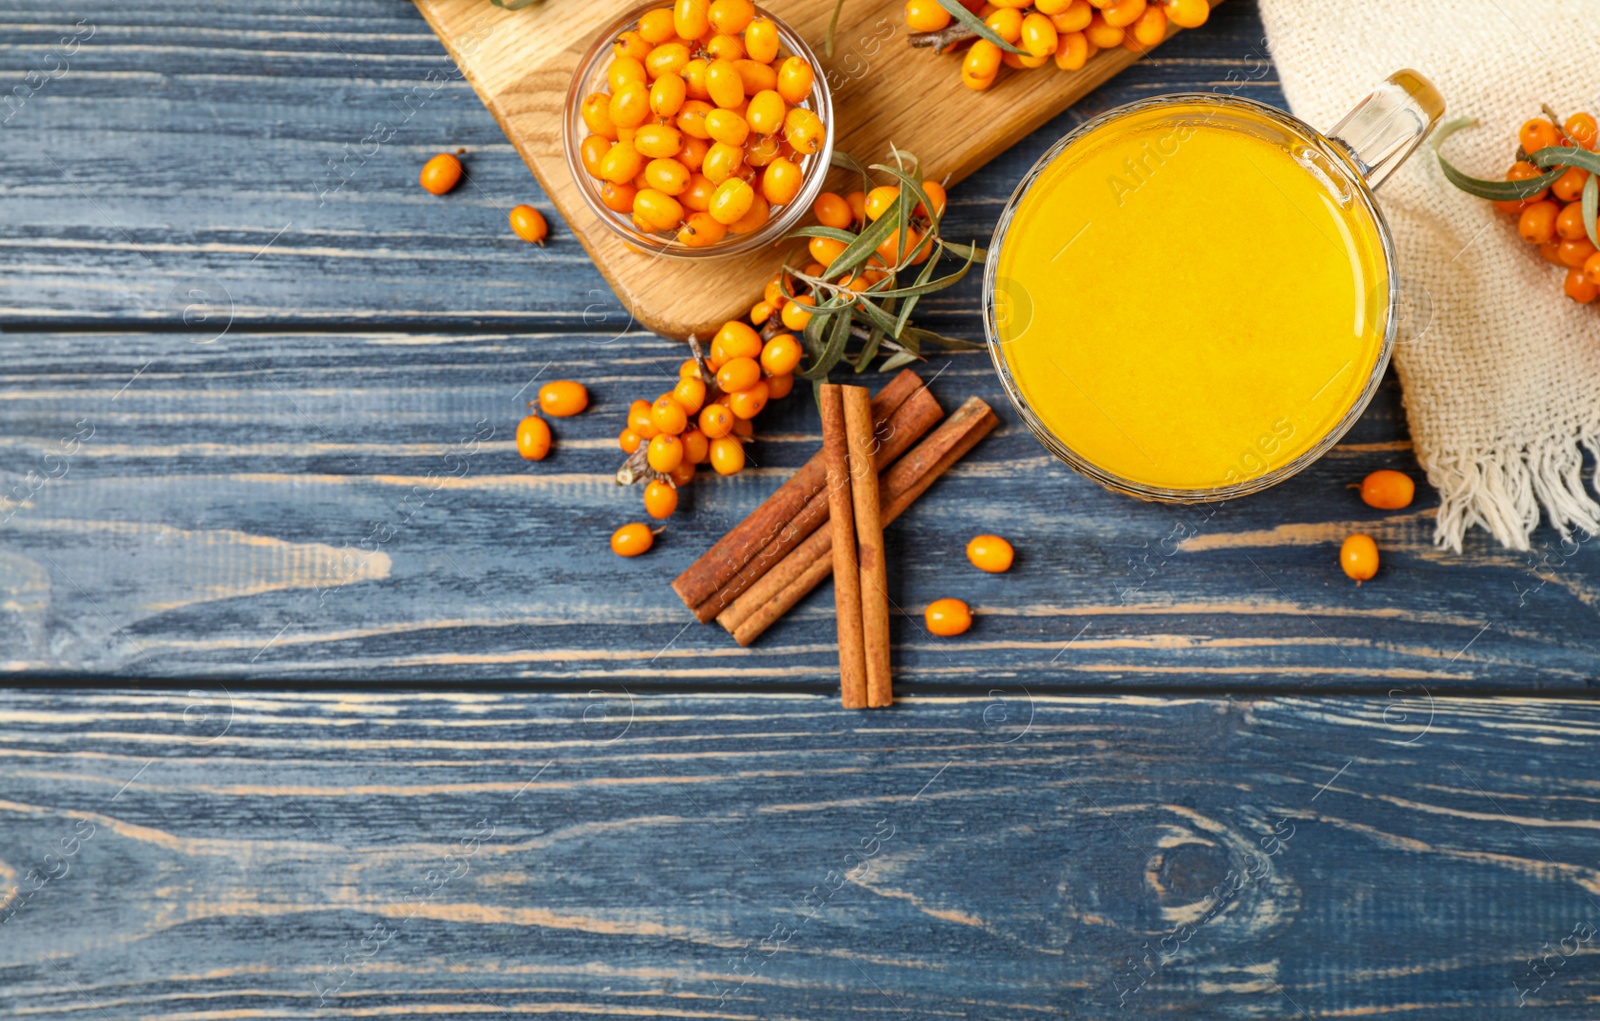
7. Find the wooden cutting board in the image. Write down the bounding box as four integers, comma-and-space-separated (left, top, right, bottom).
412, 0, 1220, 339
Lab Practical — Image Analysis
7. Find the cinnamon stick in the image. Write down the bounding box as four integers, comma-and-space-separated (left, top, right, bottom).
719, 397, 1000, 647
687, 384, 941, 622
843, 386, 892, 708
820, 385, 867, 709
671, 369, 925, 616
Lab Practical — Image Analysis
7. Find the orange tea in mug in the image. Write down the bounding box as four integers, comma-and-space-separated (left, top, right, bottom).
984, 72, 1444, 500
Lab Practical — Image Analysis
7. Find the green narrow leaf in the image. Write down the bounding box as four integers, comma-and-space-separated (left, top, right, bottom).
901, 325, 984, 351
1433, 117, 1563, 201
870, 163, 943, 235
800, 303, 855, 381
825, 0, 845, 57
893, 247, 942, 338
859, 251, 975, 300
821, 196, 905, 278
786, 225, 860, 244
937, 239, 987, 263
856, 322, 884, 373
851, 293, 904, 337
830, 151, 875, 198
1530, 145, 1600, 176
1584, 172, 1599, 252
930, 0, 1026, 54
878, 350, 922, 372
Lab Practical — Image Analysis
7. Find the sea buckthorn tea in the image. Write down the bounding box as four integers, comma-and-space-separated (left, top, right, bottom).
985, 80, 1443, 500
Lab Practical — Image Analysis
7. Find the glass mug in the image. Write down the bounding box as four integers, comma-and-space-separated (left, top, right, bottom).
982, 71, 1444, 502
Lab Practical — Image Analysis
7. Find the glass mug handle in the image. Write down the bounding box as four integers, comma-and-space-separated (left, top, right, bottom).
1325, 69, 1446, 190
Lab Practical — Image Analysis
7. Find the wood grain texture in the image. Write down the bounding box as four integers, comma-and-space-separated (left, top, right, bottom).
2, 689, 1598, 1020
4, 332, 1600, 685
0, 0, 1278, 327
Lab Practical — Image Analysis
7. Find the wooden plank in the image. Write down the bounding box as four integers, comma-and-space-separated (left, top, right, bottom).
0, 0, 1282, 327
4, 331, 1599, 685
1, 690, 1596, 1018
410, 0, 1223, 339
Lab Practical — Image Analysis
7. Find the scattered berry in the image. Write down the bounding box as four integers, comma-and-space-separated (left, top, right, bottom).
611, 522, 656, 557
509, 204, 549, 244
1340, 534, 1379, 583
924, 597, 973, 636
966, 535, 1015, 573
516, 415, 551, 461
1359, 469, 1415, 510
538, 380, 589, 417
419, 153, 463, 195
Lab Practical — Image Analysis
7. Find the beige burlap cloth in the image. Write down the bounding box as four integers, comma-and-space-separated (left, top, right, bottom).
1260, 0, 1600, 551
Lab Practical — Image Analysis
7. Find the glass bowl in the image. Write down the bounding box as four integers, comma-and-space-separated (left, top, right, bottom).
563, 3, 835, 259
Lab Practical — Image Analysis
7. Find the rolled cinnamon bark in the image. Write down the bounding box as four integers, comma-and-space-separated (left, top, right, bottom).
820, 384, 867, 710
843, 386, 892, 708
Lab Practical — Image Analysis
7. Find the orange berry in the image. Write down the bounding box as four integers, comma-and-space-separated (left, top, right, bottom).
809, 235, 849, 268
865, 185, 901, 221
672, 377, 707, 415
709, 178, 755, 225
705, 108, 750, 147
673, 0, 710, 39
924, 598, 972, 637
419, 153, 462, 195
619, 427, 643, 454
699, 403, 735, 439
783, 107, 825, 156
985, 7, 1024, 41
628, 399, 659, 440
681, 427, 710, 465
716, 320, 764, 359
608, 81, 650, 129
716, 356, 762, 393
766, 372, 794, 399
845, 190, 867, 222
644, 479, 679, 519
1584, 251, 1600, 286
760, 333, 802, 375
915, 180, 948, 219
647, 433, 685, 472
681, 170, 716, 209
1519, 118, 1565, 155
679, 358, 703, 379
1539, 238, 1564, 265
651, 394, 689, 435
776, 56, 814, 105
746, 89, 787, 135
538, 380, 588, 417
1518, 200, 1560, 244
650, 71, 688, 117
1551, 166, 1590, 204
1164, 0, 1208, 28
516, 415, 551, 460
709, 436, 746, 474
600, 181, 637, 214
966, 535, 1015, 573
1566, 267, 1600, 303
745, 17, 780, 63
1054, 29, 1090, 70
1085, 11, 1125, 47
762, 158, 803, 206
814, 191, 853, 228
780, 293, 815, 331
1556, 202, 1591, 241
905, 0, 952, 31
678, 210, 728, 247
580, 133, 611, 178
1504, 160, 1549, 204
598, 140, 644, 185
645, 157, 692, 196
705, 57, 745, 109
709, 0, 755, 35
1129, 5, 1166, 47
704, 33, 747, 63
611, 522, 655, 557
750, 300, 774, 326
732, 417, 754, 438
729, 193, 771, 235
509, 205, 549, 244
732, 58, 778, 94
1559, 237, 1598, 268
1565, 112, 1598, 151
728, 379, 769, 419
633, 122, 684, 159
613, 29, 652, 61
638, 8, 677, 44
633, 188, 685, 232
1340, 534, 1379, 583
1359, 469, 1414, 510
608, 55, 647, 91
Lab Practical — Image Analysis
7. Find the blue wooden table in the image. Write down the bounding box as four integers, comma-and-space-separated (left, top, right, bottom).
2, 1, 1598, 1017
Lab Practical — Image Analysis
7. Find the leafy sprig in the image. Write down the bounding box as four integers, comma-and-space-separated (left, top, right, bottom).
778, 148, 985, 396
1435, 114, 1600, 249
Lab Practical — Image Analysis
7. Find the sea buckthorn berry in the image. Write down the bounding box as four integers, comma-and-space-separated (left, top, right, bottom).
619, 427, 643, 454
776, 56, 815, 104
729, 194, 771, 234
645, 157, 692, 196
1340, 533, 1379, 583
1130, 6, 1166, 47
746, 90, 787, 136
681, 427, 710, 464
1585, 251, 1600, 286
639, 7, 677, 43
963, 38, 1003, 80
699, 403, 735, 439
924, 598, 972, 636
702, 141, 746, 184
961, 67, 996, 91
614, 29, 651, 61
760, 333, 802, 375
609, 81, 650, 129
608, 55, 647, 91
673, 0, 710, 39
706, 108, 750, 147
709, 178, 755, 225
814, 191, 853, 228
766, 372, 794, 399
633, 188, 685, 232
580, 134, 611, 177
1085, 12, 1125, 47
651, 394, 689, 435
780, 293, 814, 331
705, 58, 745, 109
644, 479, 679, 519
516, 415, 551, 460
1559, 237, 1598, 268
509, 205, 549, 245
1019, 11, 1059, 55
716, 356, 762, 393
716, 320, 764, 359
678, 100, 714, 139
966, 534, 1015, 573
648, 433, 685, 472
705, 33, 747, 62
783, 108, 825, 156
599, 140, 644, 185
419, 153, 462, 195
633, 123, 683, 159
709, 436, 746, 474
1518, 200, 1559, 244
668, 461, 696, 487
845, 190, 867, 222
1556, 202, 1591, 241
672, 377, 706, 415
1552, 166, 1591, 204
681, 57, 711, 99
681, 172, 716, 211
915, 180, 947, 218
1164, 0, 1209, 28
1101, 0, 1145, 27
1504, 161, 1549, 203
538, 380, 588, 417
750, 300, 774, 326
876, 226, 928, 265
729, 379, 769, 419
809, 235, 849, 268
1519, 118, 1565, 155
733, 58, 779, 93
745, 17, 780, 62
1567, 267, 1600, 303
762, 158, 803, 205
1049, 0, 1093, 31
764, 271, 790, 308
611, 522, 655, 557
709, 0, 755, 33
865, 185, 901, 221
1539, 239, 1564, 265
743, 133, 780, 168
905, 0, 952, 32
628, 399, 659, 440
678, 210, 728, 247
732, 417, 754, 438
581, 94, 618, 139
679, 358, 703, 379
985, 7, 1024, 41
1359, 469, 1414, 510
650, 72, 687, 117
602, 183, 638, 216
1566, 112, 1598, 151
